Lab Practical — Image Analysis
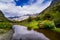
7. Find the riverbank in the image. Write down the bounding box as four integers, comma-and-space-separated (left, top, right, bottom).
0, 30, 13, 40
36, 29, 60, 40
0, 26, 60, 40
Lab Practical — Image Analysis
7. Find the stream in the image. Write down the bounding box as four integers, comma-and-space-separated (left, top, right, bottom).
12, 25, 60, 40
12, 25, 49, 40
0, 25, 60, 40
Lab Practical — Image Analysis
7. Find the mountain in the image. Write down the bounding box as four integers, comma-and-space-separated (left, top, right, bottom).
0, 10, 9, 22
39, 0, 60, 27
0, 0, 60, 23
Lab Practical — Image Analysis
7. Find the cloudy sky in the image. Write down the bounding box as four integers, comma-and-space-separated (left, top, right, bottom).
0, 0, 52, 17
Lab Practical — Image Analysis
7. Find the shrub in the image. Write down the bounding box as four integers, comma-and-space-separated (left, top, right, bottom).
35, 16, 41, 21
38, 20, 56, 29
42, 13, 54, 20
53, 11, 60, 28
0, 22, 12, 29
28, 16, 32, 22
28, 20, 39, 29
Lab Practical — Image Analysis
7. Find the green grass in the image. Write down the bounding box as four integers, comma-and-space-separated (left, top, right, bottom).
18, 20, 39, 29
0, 22, 12, 34
28, 20, 39, 29
0, 22, 12, 29
53, 28, 60, 33
0, 29, 9, 34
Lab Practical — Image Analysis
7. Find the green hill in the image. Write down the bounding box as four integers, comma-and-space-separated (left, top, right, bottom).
0, 10, 9, 22
39, 0, 60, 28
0, 10, 12, 33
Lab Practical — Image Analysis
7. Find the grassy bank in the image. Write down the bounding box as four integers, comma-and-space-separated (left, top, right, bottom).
53, 28, 60, 33
0, 22, 12, 34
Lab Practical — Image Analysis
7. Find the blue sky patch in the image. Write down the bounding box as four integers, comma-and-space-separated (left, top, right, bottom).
14, 0, 37, 7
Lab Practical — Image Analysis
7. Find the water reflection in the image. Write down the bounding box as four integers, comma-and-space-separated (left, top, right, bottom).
12, 25, 49, 40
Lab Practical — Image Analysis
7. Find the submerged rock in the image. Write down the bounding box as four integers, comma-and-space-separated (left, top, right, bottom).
12, 25, 49, 40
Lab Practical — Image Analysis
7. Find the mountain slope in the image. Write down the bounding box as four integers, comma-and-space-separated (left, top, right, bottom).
0, 10, 9, 22
39, 0, 60, 27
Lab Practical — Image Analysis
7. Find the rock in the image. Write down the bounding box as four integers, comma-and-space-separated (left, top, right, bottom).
12, 25, 49, 40
0, 30, 13, 40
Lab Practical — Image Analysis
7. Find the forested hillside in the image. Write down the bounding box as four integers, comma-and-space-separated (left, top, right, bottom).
39, 0, 60, 28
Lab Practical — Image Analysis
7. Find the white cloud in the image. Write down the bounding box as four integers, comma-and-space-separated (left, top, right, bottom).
0, 0, 52, 17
